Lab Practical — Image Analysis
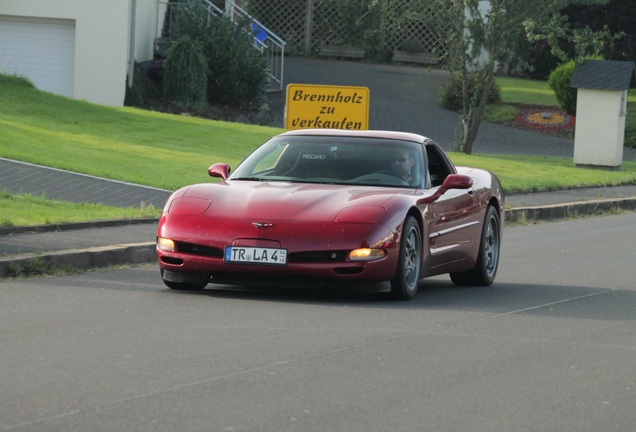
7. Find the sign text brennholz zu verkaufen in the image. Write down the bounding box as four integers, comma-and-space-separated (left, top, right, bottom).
285, 84, 370, 130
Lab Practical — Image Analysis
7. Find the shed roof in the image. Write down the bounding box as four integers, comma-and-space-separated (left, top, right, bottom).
571, 60, 635, 91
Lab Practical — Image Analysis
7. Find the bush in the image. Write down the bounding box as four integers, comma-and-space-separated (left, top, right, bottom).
440, 73, 501, 111
163, 35, 208, 109
165, 1, 269, 110
548, 60, 577, 115
400, 38, 425, 53
124, 63, 160, 108
0, 73, 35, 88
203, 17, 268, 109
366, 47, 393, 63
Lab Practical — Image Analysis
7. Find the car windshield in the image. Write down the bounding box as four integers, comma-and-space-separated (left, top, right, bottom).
229, 135, 425, 188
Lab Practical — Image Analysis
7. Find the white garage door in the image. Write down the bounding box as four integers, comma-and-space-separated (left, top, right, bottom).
0, 15, 75, 97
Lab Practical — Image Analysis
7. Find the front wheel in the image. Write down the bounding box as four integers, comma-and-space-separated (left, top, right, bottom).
391, 216, 422, 300
450, 205, 501, 286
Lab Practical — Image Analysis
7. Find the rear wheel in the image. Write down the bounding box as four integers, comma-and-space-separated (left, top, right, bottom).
391, 216, 422, 300
161, 269, 208, 291
450, 205, 500, 286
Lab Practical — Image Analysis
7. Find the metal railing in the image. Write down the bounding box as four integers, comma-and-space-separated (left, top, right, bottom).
155, 0, 285, 92
213, 0, 286, 92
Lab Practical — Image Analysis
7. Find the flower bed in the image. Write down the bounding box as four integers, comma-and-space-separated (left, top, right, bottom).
509, 105, 575, 138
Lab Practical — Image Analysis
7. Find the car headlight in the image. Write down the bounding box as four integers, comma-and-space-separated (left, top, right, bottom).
348, 248, 386, 261
168, 197, 211, 215
157, 237, 175, 252
335, 206, 386, 224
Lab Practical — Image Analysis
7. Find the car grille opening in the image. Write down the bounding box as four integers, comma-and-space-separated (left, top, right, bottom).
333, 267, 364, 275
288, 251, 347, 263
160, 256, 183, 265
176, 242, 224, 258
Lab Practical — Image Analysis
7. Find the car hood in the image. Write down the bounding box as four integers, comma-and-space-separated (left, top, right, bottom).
170, 180, 411, 222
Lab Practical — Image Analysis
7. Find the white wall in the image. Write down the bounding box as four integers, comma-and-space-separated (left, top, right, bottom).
1, 0, 158, 106
134, 0, 162, 64
573, 88, 626, 168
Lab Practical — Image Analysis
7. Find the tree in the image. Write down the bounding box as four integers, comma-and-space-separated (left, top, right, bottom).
427, 0, 610, 155
563, 0, 636, 61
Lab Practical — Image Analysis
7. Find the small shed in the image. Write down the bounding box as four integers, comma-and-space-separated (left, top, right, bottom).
571, 60, 635, 169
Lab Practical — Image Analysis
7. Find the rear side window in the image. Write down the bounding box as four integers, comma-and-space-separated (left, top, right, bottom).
425, 142, 454, 187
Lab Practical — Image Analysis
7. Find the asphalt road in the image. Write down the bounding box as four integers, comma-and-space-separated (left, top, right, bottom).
1, 214, 635, 432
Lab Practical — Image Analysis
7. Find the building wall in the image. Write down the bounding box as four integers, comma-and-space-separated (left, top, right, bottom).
1, 0, 157, 107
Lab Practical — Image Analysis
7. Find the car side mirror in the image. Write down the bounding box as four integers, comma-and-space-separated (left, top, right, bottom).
418, 174, 474, 204
208, 163, 231, 180
439, 174, 473, 193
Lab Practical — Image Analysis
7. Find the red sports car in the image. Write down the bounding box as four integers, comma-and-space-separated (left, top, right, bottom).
156, 129, 504, 300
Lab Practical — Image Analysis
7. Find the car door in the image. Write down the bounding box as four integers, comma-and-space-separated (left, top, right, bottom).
424, 142, 481, 271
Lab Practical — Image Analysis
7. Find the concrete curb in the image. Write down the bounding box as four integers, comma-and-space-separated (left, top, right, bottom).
1, 198, 635, 279
505, 197, 636, 223
0, 242, 156, 278
0, 218, 159, 236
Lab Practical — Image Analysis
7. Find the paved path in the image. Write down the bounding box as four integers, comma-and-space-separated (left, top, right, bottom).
0, 157, 172, 208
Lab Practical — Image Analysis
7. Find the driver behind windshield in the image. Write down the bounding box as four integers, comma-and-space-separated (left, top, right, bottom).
390, 150, 415, 184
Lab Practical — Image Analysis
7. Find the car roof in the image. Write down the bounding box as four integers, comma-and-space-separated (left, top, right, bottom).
278, 129, 429, 143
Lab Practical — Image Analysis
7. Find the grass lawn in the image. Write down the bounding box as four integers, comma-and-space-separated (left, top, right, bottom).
2, 73, 636, 226
0, 192, 159, 227
0, 75, 281, 191
496, 76, 559, 106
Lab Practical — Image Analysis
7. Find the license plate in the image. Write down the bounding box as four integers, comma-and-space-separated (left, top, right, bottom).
224, 246, 287, 265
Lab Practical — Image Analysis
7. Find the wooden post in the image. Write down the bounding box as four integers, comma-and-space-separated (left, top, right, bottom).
304, 0, 314, 56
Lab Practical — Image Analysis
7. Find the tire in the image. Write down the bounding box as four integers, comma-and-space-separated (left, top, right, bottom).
391, 216, 422, 300
450, 205, 500, 286
161, 269, 208, 291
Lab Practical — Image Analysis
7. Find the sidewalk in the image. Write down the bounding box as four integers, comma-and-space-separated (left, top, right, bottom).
0, 157, 171, 208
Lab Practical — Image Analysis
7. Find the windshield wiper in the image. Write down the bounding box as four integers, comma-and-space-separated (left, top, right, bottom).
231, 176, 266, 181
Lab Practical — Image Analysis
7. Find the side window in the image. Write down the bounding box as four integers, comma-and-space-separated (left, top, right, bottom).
425, 142, 453, 187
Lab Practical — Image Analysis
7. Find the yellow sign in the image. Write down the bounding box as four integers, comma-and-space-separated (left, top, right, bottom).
285, 84, 370, 130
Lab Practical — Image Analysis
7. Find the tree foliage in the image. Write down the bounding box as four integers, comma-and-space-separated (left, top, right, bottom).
514, 0, 632, 80
562, 0, 636, 61
423, 0, 612, 154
